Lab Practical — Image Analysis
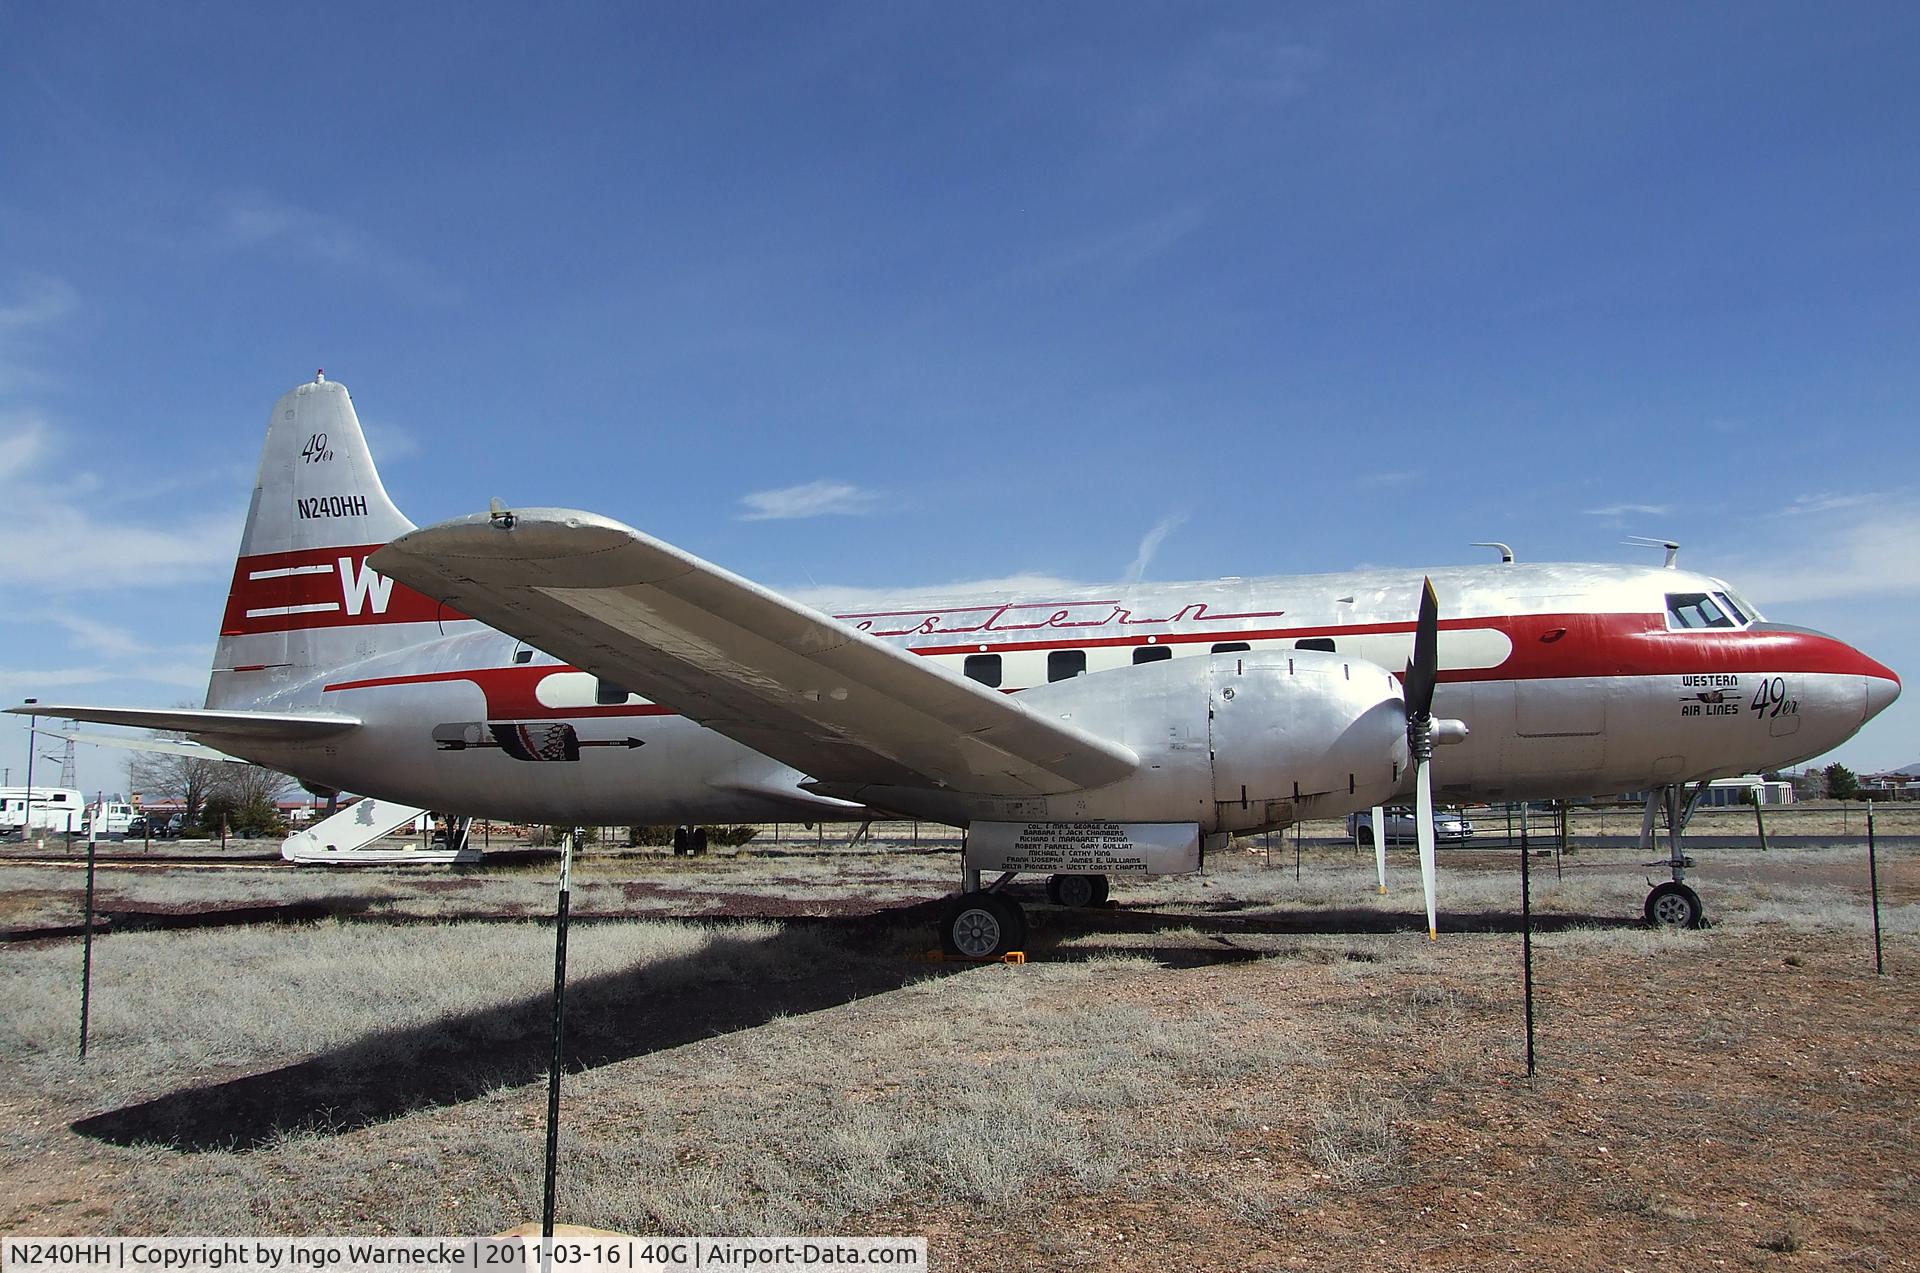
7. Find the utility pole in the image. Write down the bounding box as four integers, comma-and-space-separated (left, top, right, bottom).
22, 701, 38, 846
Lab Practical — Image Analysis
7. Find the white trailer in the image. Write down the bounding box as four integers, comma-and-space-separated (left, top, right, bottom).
1, 787, 88, 837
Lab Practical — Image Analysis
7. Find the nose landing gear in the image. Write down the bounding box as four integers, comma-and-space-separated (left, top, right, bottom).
1642, 783, 1708, 928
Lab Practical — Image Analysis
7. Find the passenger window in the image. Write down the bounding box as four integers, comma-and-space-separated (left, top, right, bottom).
1048, 650, 1087, 682
1133, 646, 1172, 664
963, 653, 1003, 687
1666, 593, 1735, 630
595, 678, 632, 705
1294, 637, 1336, 652
1212, 642, 1250, 654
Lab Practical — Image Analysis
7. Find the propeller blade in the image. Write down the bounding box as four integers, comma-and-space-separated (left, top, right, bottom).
1371, 805, 1388, 894
1415, 754, 1438, 940
1403, 576, 1440, 718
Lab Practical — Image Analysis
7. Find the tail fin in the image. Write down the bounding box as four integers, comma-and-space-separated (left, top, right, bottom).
209, 374, 450, 709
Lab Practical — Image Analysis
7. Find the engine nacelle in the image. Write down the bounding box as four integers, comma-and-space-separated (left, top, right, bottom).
1204, 649, 1410, 831
990, 648, 1410, 833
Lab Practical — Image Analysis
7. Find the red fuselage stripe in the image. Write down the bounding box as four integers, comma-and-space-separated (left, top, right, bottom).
320, 611, 1895, 721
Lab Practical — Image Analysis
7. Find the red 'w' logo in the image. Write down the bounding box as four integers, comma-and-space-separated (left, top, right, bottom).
340, 556, 395, 616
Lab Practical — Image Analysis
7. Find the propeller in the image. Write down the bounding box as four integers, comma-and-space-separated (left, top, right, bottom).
1405, 579, 1442, 940
1370, 805, 1388, 895
1401, 580, 1473, 938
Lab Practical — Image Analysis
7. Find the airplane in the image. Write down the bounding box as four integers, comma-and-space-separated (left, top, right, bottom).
12, 374, 1901, 956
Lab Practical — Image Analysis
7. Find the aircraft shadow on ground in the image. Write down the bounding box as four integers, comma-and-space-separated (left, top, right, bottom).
1030, 899, 1640, 939
71, 901, 1261, 1153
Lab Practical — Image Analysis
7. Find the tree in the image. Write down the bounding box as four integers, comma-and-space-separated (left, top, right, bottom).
127, 743, 227, 825
127, 724, 298, 833
208, 761, 298, 835
1823, 762, 1860, 801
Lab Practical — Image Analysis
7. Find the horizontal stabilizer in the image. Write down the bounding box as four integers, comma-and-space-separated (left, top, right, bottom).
7, 704, 359, 740
42, 728, 248, 764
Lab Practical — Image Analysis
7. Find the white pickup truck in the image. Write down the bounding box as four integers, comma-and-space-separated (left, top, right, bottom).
1347, 806, 1475, 845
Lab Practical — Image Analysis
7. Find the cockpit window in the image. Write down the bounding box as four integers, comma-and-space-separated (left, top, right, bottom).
1719, 585, 1763, 624
1666, 592, 1736, 630
1712, 591, 1749, 626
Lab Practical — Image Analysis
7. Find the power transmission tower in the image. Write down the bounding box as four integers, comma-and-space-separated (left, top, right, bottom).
56, 725, 76, 790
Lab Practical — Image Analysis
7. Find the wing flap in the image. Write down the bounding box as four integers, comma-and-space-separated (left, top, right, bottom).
372, 510, 1138, 796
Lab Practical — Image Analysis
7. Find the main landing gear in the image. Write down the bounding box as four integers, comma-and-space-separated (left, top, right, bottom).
1641, 783, 1706, 928
671, 825, 708, 856
941, 889, 1027, 959
938, 870, 1112, 959
1045, 872, 1110, 908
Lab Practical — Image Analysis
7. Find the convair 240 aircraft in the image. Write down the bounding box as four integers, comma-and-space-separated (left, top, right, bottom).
16, 376, 1900, 956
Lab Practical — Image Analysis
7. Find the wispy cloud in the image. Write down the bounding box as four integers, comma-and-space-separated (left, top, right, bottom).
1357, 470, 1418, 488
1583, 502, 1671, 517
0, 416, 241, 590
1778, 491, 1883, 517
788, 573, 1088, 613
1726, 505, 1920, 604
0, 661, 208, 695
203, 192, 452, 303
1125, 512, 1187, 584
0, 274, 79, 332
739, 479, 882, 521
1126, 26, 1326, 141
361, 417, 422, 462
0, 275, 80, 396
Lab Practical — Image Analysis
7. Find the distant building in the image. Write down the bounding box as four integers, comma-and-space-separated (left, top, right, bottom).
1861, 772, 1917, 800
1621, 775, 1794, 807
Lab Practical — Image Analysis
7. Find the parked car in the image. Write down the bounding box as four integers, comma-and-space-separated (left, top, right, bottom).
1347, 805, 1474, 845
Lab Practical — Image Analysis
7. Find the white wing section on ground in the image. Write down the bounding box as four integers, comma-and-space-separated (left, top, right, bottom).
372, 509, 1139, 797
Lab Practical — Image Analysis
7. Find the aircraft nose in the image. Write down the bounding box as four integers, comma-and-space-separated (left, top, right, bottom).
1866, 669, 1901, 723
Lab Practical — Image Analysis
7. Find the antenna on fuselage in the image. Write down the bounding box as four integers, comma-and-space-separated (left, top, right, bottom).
1471, 542, 1515, 564
1623, 536, 1681, 568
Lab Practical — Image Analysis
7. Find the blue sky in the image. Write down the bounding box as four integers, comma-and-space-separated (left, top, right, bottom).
3, 2, 1916, 798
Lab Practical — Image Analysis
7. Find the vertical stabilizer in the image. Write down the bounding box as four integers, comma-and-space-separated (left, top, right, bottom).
209, 375, 451, 708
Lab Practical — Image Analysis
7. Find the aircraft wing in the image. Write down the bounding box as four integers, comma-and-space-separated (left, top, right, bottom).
372, 509, 1139, 798
6, 705, 359, 739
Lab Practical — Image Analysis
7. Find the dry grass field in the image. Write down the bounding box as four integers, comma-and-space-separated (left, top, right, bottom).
2, 829, 1916, 1270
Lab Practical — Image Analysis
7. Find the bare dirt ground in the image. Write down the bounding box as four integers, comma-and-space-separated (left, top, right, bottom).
2, 835, 1915, 1270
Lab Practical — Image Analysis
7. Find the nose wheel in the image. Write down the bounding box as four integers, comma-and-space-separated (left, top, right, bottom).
1639, 783, 1712, 928
941, 890, 1027, 959
1645, 881, 1705, 929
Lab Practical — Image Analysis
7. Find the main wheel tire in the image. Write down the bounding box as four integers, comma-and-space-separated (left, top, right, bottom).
691, 827, 709, 855
1045, 873, 1110, 907
1357, 826, 1374, 847
672, 825, 689, 856
1645, 881, 1705, 929
941, 892, 1027, 959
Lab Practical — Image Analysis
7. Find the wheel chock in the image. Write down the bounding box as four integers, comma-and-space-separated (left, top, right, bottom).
922, 949, 1027, 964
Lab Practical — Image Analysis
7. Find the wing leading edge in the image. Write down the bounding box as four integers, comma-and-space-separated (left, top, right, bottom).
372, 509, 1139, 798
